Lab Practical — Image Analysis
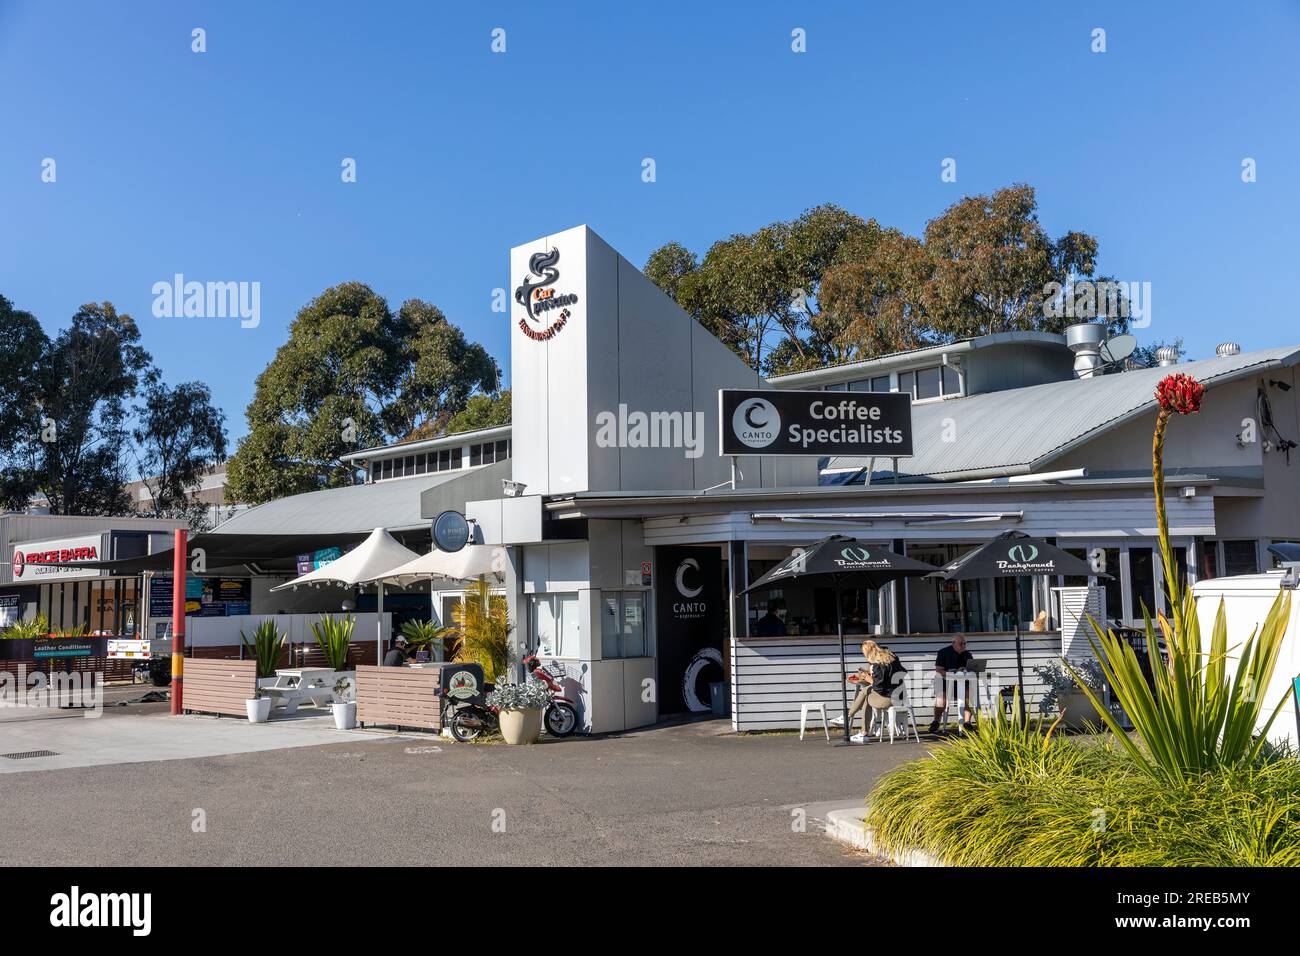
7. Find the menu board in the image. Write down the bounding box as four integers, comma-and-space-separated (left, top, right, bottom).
0, 594, 18, 629
151, 576, 249, 617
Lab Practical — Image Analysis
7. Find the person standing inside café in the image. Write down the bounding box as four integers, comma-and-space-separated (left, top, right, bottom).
929, 634, 976, 734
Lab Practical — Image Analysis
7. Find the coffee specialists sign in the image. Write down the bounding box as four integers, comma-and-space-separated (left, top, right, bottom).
719, 389, 913, 458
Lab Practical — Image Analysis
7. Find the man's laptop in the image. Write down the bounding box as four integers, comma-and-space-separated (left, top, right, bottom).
966, 658, 988, 673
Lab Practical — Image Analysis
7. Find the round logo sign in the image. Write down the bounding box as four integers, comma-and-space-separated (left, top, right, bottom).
432, 510, 470, 553
840, 547, 871, 562
12, 549, 24, 578
731, 398, 781, 449
446, 670, 479, 700
674, 558, 703, 598
1008, 544, 1039, 563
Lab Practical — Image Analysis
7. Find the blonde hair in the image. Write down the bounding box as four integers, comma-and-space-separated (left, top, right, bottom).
860, 640, 896, 665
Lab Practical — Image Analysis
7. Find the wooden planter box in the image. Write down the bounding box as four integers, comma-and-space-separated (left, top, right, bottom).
355, 665, 442, 730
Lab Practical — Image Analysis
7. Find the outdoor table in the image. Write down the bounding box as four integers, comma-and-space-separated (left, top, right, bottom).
262, 667, 337, 713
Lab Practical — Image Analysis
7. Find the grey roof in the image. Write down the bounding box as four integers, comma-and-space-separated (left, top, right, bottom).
828, 345, 1300, 482
212, 470, 471, 536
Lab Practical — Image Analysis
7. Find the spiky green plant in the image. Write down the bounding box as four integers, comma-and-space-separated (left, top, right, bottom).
3, 614, 48, 640
310, 614, 354, 671
239, 619, 286, 679
1066, 373, 1294, 781
400, 618, 454, 659
452, 579, 511, 683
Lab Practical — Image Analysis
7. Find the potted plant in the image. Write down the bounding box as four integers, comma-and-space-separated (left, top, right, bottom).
240, 619, 285, 720
310, 613, 356, 691
331, 677, 356, 729
400, 618, 455, 662
246, 687, 272, 723
486, 678, 553, 745
1035, 658, 1106, 730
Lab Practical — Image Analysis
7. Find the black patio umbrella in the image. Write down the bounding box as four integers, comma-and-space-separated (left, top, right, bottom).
743, 535, 937, 743
932, 530, 1107, 719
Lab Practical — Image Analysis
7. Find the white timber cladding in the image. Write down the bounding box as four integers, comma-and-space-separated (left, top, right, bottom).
730, 633, 1061, 732
643, 494, 1217, 545
1056, 586, 1106, 660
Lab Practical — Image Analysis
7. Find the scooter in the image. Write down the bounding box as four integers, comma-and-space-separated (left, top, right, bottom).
523, 654, 579, 737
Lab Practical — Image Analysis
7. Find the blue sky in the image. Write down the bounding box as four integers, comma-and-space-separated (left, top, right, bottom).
3, 1, 1298, 445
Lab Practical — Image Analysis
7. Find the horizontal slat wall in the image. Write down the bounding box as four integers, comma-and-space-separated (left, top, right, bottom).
731, 633, 1062, 731
183, 659, 257, 717
355, 665, 442, 730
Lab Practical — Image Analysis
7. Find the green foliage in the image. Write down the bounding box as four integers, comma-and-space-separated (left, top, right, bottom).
225, 284, 499, 504
452, 579, 512, 683
440, 391, 511, 437
3, 614, 49, 640
131, 379, 227, 530
864, 730, 1300, 866
310, 614, 355, 671
400, 618, 454, 658
240, 619, 286, 679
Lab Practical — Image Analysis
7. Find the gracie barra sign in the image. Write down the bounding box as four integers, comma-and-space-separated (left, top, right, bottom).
719, 389, 913, 458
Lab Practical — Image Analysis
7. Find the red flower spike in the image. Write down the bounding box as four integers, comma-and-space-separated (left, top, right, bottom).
1154, 373, 1204, 415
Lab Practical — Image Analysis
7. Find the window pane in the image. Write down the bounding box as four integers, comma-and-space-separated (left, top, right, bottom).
871, 376, 891, 392
942, 365, 960, 395
898, 371, 915, 397
916, 366, 941, 400
849, 379, 871, 391
623, 593, 646, 657
825, 382, 848, 392
1129, 547, 1156, 620
1100, 548, 1121, 621
534, 596, 557, 657
495, 440, 508, 459
557, 594, 580, 657
1223, 540, 1258, 576
371, 462, 380, 481
1199, 541, 1219, 579
1063, 548, 1089, 588
471, 445, 482, 467
602, 595, 621, 658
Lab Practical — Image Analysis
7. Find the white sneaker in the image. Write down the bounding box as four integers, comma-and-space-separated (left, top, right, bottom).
850, 733, 867, 744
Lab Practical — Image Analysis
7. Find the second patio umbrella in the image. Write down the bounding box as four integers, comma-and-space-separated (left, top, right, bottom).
743, 535, 937, 743
932, 530, 1107, 719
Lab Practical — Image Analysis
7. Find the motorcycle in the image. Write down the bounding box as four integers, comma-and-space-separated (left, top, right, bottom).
446, 696, 498, 742
523, 654, 579, 737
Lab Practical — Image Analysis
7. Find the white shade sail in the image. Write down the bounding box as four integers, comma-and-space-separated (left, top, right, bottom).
359, 544, 503, 587
270, 527, 421, 591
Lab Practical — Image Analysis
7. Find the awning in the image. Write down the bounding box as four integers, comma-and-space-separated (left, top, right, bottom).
359, 544, 502, 587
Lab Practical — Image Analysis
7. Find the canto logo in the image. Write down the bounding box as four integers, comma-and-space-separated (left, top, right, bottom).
514, 248, 577, 341
731, 398, 781, 448
1008, 544, 1039, 563
674, 558, 703, 598
49, 885, 151, 936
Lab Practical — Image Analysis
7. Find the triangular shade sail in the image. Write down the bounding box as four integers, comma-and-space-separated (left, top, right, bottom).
359, 544, 503, 586
270, 527, 421, 590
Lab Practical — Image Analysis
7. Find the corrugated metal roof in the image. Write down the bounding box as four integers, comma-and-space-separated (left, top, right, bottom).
827, 345, 1300, 482
212, 470, 471, 535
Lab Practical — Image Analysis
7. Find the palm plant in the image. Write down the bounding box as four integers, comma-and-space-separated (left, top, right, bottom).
452, 578, 512, 683
239, 619, 286, 679
1069, 373, 1294, 781
3, 614, 48, 640
400, 618, 455, 659
310, 614, 355, 671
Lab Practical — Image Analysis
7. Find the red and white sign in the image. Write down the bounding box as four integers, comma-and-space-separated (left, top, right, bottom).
10, 534, 103, 581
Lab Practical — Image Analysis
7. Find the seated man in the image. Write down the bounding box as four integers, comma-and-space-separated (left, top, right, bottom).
382, 635, 410, 667
929, 634, 976, 734
753, 599, 788, 637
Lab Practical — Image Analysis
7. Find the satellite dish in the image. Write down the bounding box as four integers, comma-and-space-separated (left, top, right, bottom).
432, 510, 470, 553
1099, 333, 1137, 365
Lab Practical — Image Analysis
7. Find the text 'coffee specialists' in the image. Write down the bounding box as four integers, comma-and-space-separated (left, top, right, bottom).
719, 389, 913, 458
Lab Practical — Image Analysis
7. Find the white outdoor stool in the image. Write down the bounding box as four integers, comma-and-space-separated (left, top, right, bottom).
799, 702, 831, 741
869, 698, 923, 744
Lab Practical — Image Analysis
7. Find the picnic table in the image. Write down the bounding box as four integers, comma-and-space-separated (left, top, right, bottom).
261, 667, 338, 713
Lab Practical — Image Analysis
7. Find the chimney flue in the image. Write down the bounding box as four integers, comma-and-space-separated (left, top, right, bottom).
1064, 322, 1107, 379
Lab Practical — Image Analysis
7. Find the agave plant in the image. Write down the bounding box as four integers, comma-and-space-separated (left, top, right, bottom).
3, 614, 48, 640
310, 614, 355, 671
239, 619, 286, 679
400, 618, 455, 659
453, 578, 512, 683
1070, 373, 1293, 781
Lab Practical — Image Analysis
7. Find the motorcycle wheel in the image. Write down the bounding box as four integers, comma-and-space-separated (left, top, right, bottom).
449, 708, 484, 742
545, 702, 578, 737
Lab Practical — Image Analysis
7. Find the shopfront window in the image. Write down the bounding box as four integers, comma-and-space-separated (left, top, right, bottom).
1129, 547, 1156, 620
1223, 540, 1259, 576
1199, 540, 1218, 580
531, 592, 580, 658
601, 591, 648, 658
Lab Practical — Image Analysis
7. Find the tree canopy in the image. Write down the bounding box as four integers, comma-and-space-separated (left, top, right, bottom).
645, 185, 1130, 375
225, 282, 499, 503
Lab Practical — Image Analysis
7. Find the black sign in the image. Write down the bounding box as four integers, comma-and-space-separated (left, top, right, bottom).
432, 511, 470, 553
654, 546, 725, 715
719, 388, 913, 457
34, 637, 94, 659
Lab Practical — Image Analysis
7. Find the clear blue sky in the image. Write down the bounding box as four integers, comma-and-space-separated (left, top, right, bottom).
3, 1, 1298, 446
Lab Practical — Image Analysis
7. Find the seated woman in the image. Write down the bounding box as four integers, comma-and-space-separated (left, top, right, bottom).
845, 640, 907, 743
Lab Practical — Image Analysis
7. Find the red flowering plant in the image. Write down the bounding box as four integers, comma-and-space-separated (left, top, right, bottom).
1070, 370, 1293, 780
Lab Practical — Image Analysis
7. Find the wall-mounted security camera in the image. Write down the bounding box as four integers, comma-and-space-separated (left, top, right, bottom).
502, 479, 527, 498
1269, 379, 1293, 392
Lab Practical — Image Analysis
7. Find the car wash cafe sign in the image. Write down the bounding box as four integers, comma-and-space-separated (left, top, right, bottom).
719, 389, 913, 458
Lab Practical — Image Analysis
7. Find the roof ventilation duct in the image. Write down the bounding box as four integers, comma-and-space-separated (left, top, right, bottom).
1215, 342, 1241, 357
1156, 345, 1181, 367
1064, 322, 1107, 379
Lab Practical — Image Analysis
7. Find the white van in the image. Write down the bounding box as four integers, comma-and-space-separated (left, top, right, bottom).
1192, 559, 1300, 749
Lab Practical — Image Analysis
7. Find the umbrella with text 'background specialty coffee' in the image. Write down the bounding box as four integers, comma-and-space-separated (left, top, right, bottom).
744, 535, 937, 743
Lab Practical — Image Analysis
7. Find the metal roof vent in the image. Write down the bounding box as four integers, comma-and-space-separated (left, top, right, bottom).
1215, 342, 1241, 357
1156, 345, 1181, 367
1064, 322, 1106, 379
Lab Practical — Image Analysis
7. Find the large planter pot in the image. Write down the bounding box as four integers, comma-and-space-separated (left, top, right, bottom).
498, 707, 543, 745
246, 697, 272, 723
332, 701, 357, 730
1058, 690, 1103, 730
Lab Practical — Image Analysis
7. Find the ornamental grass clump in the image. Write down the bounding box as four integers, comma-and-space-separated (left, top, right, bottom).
310, 614, 355, 671
239, 619, 286, 679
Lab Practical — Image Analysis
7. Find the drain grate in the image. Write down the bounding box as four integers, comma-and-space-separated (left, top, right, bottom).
1, 750, 60, 760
